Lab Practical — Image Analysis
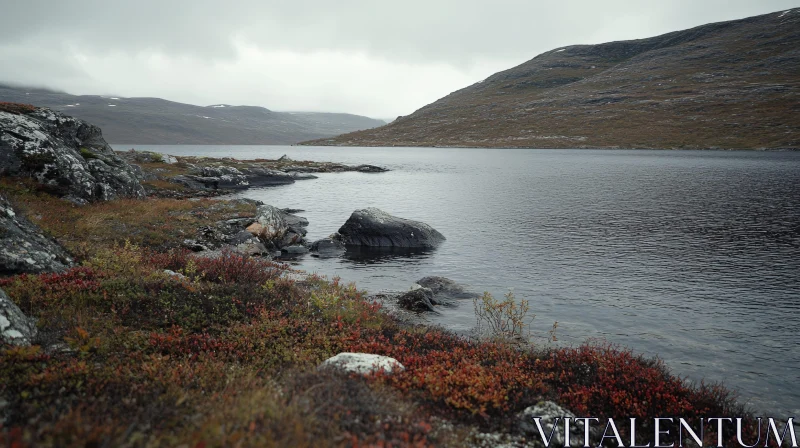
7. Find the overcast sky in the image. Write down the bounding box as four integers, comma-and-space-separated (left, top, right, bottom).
0, 0, 797, 118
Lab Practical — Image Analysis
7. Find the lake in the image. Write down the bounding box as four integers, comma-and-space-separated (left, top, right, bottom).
118, 145, 800, 418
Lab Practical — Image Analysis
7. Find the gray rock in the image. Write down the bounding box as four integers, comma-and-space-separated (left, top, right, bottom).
163, 269, 188, 280
0, 108, 145, 201
518, 401, 584, 448
318, 352, 405, 375
238, 167, 295, 187
283, 245, 309, 255
247, 205, 309, 250
288, 171, 319, 180
415, 276, 478, 302
310, 237, 346, 258
0, 195, 73, 275
337, 208, 445, 248
0, 288, 37, 346
397, 287, 436, 312
353, 164, 389, 173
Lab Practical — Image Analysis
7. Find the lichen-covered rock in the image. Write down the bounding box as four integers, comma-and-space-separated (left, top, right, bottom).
337, 208, 445, 248
0, 107, 145, 201
318, 352, 405, 375
0, 195, 73, 275
517, 401, 584, 447
247, 205, 309, 250
0, 288, 36, 346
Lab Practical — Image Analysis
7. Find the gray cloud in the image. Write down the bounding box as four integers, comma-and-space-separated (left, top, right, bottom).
0, 0, 797, 117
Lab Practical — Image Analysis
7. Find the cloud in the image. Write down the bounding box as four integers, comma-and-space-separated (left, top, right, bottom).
0, 0, 797, 117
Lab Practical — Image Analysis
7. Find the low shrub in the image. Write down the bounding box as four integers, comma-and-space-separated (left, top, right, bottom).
0, 102, 36, 115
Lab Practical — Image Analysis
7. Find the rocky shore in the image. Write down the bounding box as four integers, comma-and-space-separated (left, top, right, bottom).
0, 104, 758, 447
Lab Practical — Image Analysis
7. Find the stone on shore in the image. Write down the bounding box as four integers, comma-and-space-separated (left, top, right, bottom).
318, 352, 405, 375
517, 401, 584, 447
336, 208, 445, 248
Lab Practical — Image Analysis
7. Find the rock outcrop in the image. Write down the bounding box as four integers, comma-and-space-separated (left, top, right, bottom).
0, 107, 145, 202
336, 208, 445, 248
0, 288, 37, 346
0, 195, 73, 275
318, 352, 405, 375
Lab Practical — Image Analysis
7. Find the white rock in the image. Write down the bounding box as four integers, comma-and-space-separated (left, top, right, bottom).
318, 352, 405, 375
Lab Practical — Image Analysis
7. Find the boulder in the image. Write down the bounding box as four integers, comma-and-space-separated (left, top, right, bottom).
397, 287, 436, 312
0, 195, 73, 275
415, 276, 478, 300
318, 352, 405, 375
336, 208, 445, 248
517, 401, 584, 448
0, 107, 145, 201
0, 288, 37, 346
310, 237, 346, 258
247, 205, 309, 250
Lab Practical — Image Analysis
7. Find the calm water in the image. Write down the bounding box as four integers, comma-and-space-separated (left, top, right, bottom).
121, 145, 800, 417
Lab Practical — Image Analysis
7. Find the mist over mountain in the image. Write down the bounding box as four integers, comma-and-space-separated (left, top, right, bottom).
0, 85, 385, 145
303, 9, 800, 150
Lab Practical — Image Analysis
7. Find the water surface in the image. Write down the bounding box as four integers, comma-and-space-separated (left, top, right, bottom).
121, 145, 800, 417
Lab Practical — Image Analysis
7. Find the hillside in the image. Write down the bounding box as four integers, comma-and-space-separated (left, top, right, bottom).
0, 85, 385, 145
303, 9, 800, 150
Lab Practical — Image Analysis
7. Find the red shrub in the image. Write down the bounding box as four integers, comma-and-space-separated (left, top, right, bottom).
191, 250, 285, 284
0, 102, 36, 115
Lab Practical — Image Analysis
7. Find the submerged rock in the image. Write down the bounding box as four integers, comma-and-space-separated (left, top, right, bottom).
0, 107, 145, 201
0, 195, 73, 275
309, 237, 346, 258
0, 288, 37, 346
318, 352, 405, 375
337, 208, 445, 248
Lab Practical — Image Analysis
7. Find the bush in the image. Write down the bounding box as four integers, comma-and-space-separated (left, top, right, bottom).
473, 291, 533, 343
0, 102, 36, 115
79, 148, 98, 159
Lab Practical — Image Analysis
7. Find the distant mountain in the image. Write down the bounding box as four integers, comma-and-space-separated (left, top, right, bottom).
303, 9, 800, 150
0, 85, 385, 145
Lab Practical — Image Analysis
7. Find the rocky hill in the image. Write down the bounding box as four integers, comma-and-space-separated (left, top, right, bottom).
0, 85, 385, 145
303, 8, 800, 150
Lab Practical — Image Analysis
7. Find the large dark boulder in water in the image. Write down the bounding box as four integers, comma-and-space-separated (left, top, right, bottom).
0, 107, 145, 202
0, 195, 73, 275
337, 208, 445, 248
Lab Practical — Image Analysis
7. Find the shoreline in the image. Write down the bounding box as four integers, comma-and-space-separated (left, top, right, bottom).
0, 145, 786, 444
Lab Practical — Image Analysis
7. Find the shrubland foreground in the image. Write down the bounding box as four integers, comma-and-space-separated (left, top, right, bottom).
0, 178, 771, 447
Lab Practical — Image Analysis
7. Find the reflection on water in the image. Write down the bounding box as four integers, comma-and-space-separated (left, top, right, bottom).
122, 144, 800, 417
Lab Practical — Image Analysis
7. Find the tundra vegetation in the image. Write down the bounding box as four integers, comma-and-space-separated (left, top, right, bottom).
0, 176, 765, 447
